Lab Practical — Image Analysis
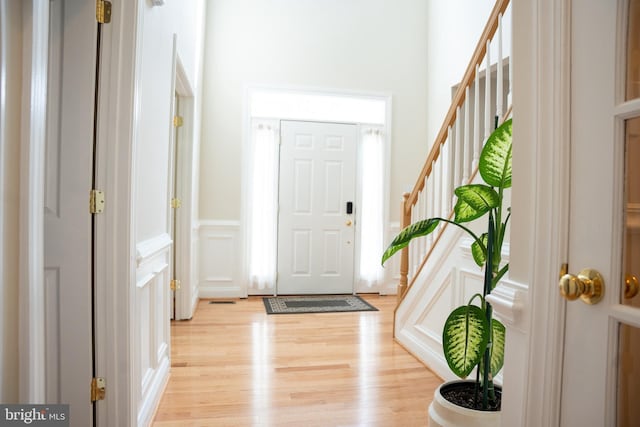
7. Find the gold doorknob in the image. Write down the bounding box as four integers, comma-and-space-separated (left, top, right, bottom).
559, 268, 604, 305
625, 275, 639, 299
345, 220, 352, 226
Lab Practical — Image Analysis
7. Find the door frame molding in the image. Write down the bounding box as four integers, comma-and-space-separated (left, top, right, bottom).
18, 0, 49, 403
501, 0, 571, 425
241, 86, 393, 297
93, 0, 139, 424
170, 49, 198, 320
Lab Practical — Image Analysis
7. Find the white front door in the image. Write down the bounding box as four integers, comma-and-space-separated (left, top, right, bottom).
44, 0, 99, 424
277, 120, 357, 295
560, 1, 640, 425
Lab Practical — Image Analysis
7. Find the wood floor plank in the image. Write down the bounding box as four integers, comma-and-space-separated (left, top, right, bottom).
152, 295, 440, 426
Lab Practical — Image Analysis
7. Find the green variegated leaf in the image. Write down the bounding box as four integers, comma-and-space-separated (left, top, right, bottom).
454, 185, 500, 223
381, 218, 440, 265
471, 233, 488, 267
442, 305, 490, 378
480, 118, 512, 189
490, 319, 506, 376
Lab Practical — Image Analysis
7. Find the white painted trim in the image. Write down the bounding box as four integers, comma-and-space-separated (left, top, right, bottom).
485, 280, 527, 331
136, 356, 169, 427
129, 2, 147, 425
506, 0, 572, 426
199, 219, 240, 228
18, 0, 49, 404
199, 286, 244, 299
136, 233, 172, 267
93, 0, 139, 425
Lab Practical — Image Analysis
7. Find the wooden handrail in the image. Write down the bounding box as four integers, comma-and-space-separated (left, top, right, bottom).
404, 0, 511, 214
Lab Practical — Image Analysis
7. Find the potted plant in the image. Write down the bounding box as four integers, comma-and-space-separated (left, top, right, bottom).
381, 119, 512, 426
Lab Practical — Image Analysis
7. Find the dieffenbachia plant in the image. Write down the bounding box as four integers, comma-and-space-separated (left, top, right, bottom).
382, 118, 512, 410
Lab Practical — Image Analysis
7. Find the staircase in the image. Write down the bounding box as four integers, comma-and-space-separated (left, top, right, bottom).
393, 0, 512, 381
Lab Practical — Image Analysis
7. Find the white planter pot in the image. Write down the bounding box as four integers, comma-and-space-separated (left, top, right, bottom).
428, 380, 501, 427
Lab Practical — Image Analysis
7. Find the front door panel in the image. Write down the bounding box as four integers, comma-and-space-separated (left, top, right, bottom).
277, 121, 357, 295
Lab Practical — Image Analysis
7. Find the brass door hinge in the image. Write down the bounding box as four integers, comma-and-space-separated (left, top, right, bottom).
96, 0, 112, 24
90, 190, 105, 214
170, 279, 181, 291
173, 115, 184, 128
171, 198, 182, 209
91, 377, 106, 402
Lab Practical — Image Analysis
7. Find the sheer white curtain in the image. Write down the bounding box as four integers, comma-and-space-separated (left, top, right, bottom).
359, 127, 385, 287
248, 122, 279, 290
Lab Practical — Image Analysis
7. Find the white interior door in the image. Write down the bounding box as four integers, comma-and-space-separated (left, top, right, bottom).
560, 1, 640, 425
170, 93, 180, 320
44, 0, 98, 424
277, 120, 357, 295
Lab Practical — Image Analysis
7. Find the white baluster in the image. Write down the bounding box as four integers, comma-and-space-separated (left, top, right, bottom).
508, 6, 513, 105
473, 65, 481, 169
437, 148, 443, 218
410, 205, 417, 277
426, 174, 433, 248
485, 40, 492, 140
420, 188, 426, 261
447, 126, 455, 211
463, 88, 471, 183
431, 160, 438, 236
497, 13, 504, 120
455, 106, 463, 187
434, 156, 442, 232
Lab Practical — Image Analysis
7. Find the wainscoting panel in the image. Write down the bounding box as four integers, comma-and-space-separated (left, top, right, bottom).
196, 220, 406, 298
135, 233, 171, 427
394, 224, 506, 381
199, 221, 242, 298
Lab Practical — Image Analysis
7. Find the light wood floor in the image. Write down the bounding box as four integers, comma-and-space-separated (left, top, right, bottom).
152, 294, 440, 426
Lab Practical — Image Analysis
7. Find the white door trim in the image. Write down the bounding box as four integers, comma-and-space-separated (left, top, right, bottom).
18, 0, 49, 404
500, 0, 571, 426
171, 51, 198, 320
94, 0, 139, 425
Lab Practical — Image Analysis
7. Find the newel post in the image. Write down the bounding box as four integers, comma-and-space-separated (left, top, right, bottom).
397, 192, 411, 302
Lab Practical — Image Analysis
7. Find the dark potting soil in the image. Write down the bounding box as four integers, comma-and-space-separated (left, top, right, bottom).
440, 382, 502, 412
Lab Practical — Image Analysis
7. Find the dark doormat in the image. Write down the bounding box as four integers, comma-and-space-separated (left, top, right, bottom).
262, 295, 378, 314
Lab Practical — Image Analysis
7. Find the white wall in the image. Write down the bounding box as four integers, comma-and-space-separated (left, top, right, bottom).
200, 0, 430, 223
135, 0, 205, 242
0, 0, 22, 403
425, 1, 509, 145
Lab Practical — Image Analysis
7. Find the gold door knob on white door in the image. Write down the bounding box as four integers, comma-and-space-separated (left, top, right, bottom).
558, 268, 605, 305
